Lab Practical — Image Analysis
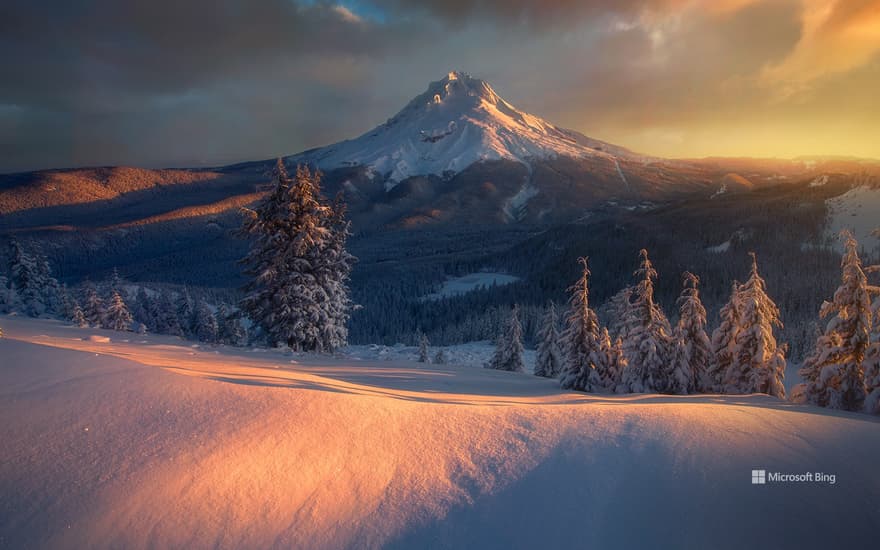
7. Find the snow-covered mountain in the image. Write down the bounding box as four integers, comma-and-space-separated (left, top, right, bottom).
289, 71, 641, 188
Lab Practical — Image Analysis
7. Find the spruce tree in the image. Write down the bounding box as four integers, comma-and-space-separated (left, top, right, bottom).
592, 327, 624, 392
668, 272, 713, 394
217, 304, 247, 346
534, 302, 563, 378
559, 258, 603, 391
708, 281, 741, 392
193, 302, 219, 343
156, 290, 183, 337
71, 302, 88, 328
418, 332, 430, 363
81, 282, 104, 328
177, 287, 195, 337
725, 253, 786, 397
796, 232, 878, 410
434, 348, 447, 365
104, 290, 133, 331
240, 161, 354, 352
488, 304, 525, 372
0, 275, 14, 313
134, 287, 157, 332
620, 249, 672, 393
8, 240, 45, 317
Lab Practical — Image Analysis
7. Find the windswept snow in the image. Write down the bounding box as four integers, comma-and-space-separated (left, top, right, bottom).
422, 272, 520, 301
1, 316, 878, 550
289, 72, 637, 187
825, 185, 880, 253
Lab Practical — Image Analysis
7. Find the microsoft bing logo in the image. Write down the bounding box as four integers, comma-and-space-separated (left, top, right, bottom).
751, 470, 766, 485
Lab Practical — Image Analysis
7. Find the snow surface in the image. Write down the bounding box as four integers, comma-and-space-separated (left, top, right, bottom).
825, 185, 880, 253
289, 71, 636, 187
1, 316, 878, 549
422, 272, 520, 301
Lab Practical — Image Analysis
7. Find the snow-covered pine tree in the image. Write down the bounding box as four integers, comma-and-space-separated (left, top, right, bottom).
240, 161, 353, 352
601, 286, 634, 341
434, 348, 447, 365
708, 281, 741, 392
193, 301, 219, 343
0, 275, 15, 314
7, 240, 47, 317
668, 272, 713, 394
534, 302, 563, 378
619, 249, 672, 393
133, 287, 157, 332
316, 192, 356, 352
177, 287, 195, 337
795, 232, 878, 410
725, 253, 786, 397
58, 284, 75, 320
37, 255, 61, 315
592, 327, 624, 392
81, 282, 104, 328
864, 295, 880, 414
104, 290, 133, 331
418, 332, 430, 363
559, 258, 603, 391
71, 301, 88, 328
488, 304, 525, 372
155, 290, 183, 336
217, 304, 247, 346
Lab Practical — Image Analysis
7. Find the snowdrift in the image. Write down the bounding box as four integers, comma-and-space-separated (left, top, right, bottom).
1, 317, 877, 549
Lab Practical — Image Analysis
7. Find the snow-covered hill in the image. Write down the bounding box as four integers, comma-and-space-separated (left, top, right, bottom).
1, 316, 878, 549
289, 71, 641, 188
826, 184, 880, 255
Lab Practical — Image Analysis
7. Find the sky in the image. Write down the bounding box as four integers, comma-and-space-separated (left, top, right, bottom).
1, 0, 879, 173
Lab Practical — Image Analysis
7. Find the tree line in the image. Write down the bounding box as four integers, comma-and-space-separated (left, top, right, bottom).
486, 232, 880, 414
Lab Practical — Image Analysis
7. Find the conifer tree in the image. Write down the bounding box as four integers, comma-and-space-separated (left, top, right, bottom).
620, 249, 672, 393
217, 304, 247, 346
134, 288, 156, 332
177, 287, 195, 337
796, 232, 878, 410
104, 290, 133, 331
592, 327, 624, 392
81, 282, 104, 327
240, 161, 355, 352
155, 290, 183, 337
193, 302, 219, 343
71, 302, 88, 328
0, 275, 15, 313
668, 272, 713, 394
8, 240, 46, 317
725, 253, 786, 397
708, 281, 741, 392
559, 258, 603, 391
534, 302, 563, 378
488, 304, 525, 372
434, 348, 447, 365
418, 332, 430, 363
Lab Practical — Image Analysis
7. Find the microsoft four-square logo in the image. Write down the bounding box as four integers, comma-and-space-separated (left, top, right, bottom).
751, 470, 766, 485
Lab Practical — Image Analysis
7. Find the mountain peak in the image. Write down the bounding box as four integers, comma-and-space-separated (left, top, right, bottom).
290, 72, 638, 185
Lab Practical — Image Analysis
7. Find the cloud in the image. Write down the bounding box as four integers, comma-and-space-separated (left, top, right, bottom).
761, 0, 880, 94
1, 0, 879, 171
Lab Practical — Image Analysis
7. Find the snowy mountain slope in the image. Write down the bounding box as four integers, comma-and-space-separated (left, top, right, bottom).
1, 316, 878, 550
825, 184, 880, 254
289, 71, 642, 187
